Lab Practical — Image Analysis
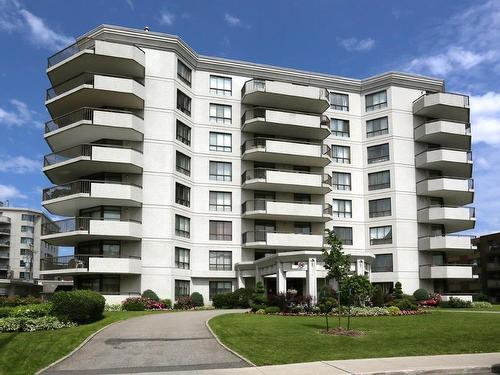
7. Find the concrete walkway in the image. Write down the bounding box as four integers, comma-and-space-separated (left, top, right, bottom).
42, 310, 249, 374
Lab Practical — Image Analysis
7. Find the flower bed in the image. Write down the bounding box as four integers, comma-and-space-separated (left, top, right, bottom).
248, 306, 427, 317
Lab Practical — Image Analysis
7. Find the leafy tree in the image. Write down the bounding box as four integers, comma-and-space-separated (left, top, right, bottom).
318, 286, 337, 332
341, 275, 373, 307
393, 281, 403, 300
371, 285, 385, 307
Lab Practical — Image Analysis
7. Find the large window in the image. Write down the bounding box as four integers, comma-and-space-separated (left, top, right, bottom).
175, 183, 190, 207
176, 151, 191, 176
175, 280, 190, 299
176, 120, 191, 146
175, 247, 190, 269
177, 60, 192, 86
294, 222, 311, 234
209, 132, 232, 152
209, 191, 232, 211
332, 199, 352, 218
330, 118, 350, 137
20, 237, 33, 245
21, 226, 34, 233
209, 281, 232, 300
209, 220, 232, 241
209, 161, 232, 181
367, 143, 389, 164
209, 251, 232, 271
332, 172, 351, 190
331, 145, 351, 164
372, 254, 393, 272
177, 90, 191, 116
366, 90, 387, 111
333, 226, 353, 245
209, 104, 232, 124
369, 198, 391, 218
370, 226, 392, 245
210, 75, 232, 96
175, 215, 190, 238
21, 214, 34, 222
330, 92, 349, 111
368, 170, 390, 190
366, 117, 389, 137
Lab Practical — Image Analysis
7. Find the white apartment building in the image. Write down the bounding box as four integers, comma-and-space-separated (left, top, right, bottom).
39, 25, 475, 304
0, 204, 59, 296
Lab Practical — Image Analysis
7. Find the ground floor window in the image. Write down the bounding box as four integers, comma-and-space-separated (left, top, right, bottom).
75, 275, 120, 294
175, 279, 190, 300
209, 281, 232, 300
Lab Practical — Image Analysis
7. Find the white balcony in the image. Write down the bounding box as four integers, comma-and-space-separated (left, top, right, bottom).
416, 177, 474, 205
417, 206, 475, 232
242, 200, 332, 222
0, 216, 10, 224
415, 148, 473, 178
419, 265, 475, 279
413, 93, 470, 122
43, 144, 143, 184
414, 120, 471, 149
241, 108, 330, 140
40, 254, 141, 276
47, 40, 145, 85
45, 108, 144, 151
242, 231, 324, 250
418, 235, 476, 252
242, 138, 330, 167
242, 169, 332, 194
42, 180, 143, 216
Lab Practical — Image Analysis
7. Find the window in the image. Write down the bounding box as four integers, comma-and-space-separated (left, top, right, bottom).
366, 90, 387, 111
176, 120, 191, 146
176, 151, 191, 176
331, 145, 350, 164
372, 254, 393, 272
294, 193, 311, 203
20, 237, 33, 245
102, 276, 120, 294
294, 222, 311, 234
209, 251, 232, 270
209, 191, 232, 211
368, 170, 390, 190
102, 242, 120, 257
209, 281, 232, 300
209, 104, 232, 124
177, 60, 192, 86
330, 118, 350, 137
175, 280, 190, 299
209, 132, 232, 152
333, 226, 353, 245
209, 221, 232, 241
332, 199, 352, 218
19, 272, 29, 279
209, 161, 232, 181
175, 247, 190, 269
175, 215, 190, 238
370, 226, 392, 245
332, 172, 351, 190
210, 75, 232, 96
369, 198, 391, 218
175, 183, 190, 207
330, 92, 349, 111
21, 226, 34, 233
367, 143, 389, 164
20, 249, 27, 255
177, 90, 191, 116
366, 117, 389, 137
19, 260, 26, 267
21, 214, 34, 222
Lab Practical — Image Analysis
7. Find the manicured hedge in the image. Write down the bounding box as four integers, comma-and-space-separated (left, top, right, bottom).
191, 292, 204, 307
51, 290, 105, 324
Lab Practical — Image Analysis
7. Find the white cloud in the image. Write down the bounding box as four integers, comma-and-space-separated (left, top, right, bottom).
224, 13, 241, 27
0, 184, 27, 201
338, 37, 375, 52
159, 11, 175, 26
0, 156, 40, 174
470, 92, 500, 145
125, 0, 134, 10
0, 99, 40, 128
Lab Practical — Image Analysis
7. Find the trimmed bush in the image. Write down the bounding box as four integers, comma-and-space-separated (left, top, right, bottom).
387, 306, 401, 316
0, 296, 42, 307
51, 290, 105, 324
174, 296, 193, 310
141, 289, 160, 301
191, 292, 204, 307
232, 288, 254, 308
161, 299, 172, 309
413, 288, 430, 301
11, 303, 52, 318
0, 307, 13, 318
250, 302, 266, 311
264, 306, 280, 314
392, 296, 417, 311
371, 285, 385, 307
122, 298, 145, 311
471, 301, 493, 309
212, 293, 233, 309
448, 297, 472, 308
393, 282, 403, 300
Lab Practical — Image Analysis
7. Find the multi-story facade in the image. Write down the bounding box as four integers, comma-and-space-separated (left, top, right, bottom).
473, 233, 500, 302
0, 204, 58, 296
39, 25, 475, 304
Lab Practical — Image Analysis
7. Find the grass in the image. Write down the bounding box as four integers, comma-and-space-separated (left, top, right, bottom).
209, 310, 500, 366
0, 310, 166, 375
438, 304, 500, 312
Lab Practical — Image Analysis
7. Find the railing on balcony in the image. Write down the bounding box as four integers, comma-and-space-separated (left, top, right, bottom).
40, 253, 141, 271
417, 176, 474, 190
241, 108, 266, 124
418, 205, 476, 219
241, 199, 332, 215
0, 229, 11, 235
47, 42, 82, 68
414, 120, 472, 134
241, 137, 330, 156
413, 92, 470, 107
42, 180, 142, 201
0, 251, 9, 257
41, 217, 142, 236
241, 168, 331, 185
241, 79, 267, 97
416, 147, 473, 161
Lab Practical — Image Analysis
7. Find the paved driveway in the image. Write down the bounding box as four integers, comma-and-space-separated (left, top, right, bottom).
43, 309, 250, 374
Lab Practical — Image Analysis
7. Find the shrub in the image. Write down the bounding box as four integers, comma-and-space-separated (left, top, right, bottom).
174, 296, 193, 310
161, 299, 172, 309
11, 303, 52, 318
448, 297, 472, 308
250, 302, 266, 311
341, 275, 373, 307
0, 316, 76, 332
190, 292, 204, 307
264, 306, 280, 314
0, 307, 13, 318
413, 288, 430, 301
122, 297, 145, 311
0, 296, 42, 307
266, 293, 287, 311
232, 288, 254, 308
387, 306, 401, 316
104, 304, 122, 312
471, 301, 493, 309
212, 293, 233, 309
51, 290, 105, 324
392, 296, 417, 311
371, 285, 385, 307
255, 309, 266, 314
393, 282, 403, 300
474, 293, 489, 302
143, 299, 165, 310
141, 289, 160, 302
349, 307, 389, 316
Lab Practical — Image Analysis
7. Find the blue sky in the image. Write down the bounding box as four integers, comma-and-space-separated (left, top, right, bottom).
0, 0, 499, 237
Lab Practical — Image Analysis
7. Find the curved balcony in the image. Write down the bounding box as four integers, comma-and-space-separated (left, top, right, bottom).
241, 108, 330, 140
41, 217, 142, 246
417, 206, 475, 232
413, 93, 469, 122
45, 108, 144, 151
419, 264, 476, 279
0, 241, 9, 248
242, 200, 332, 222
418, 235, 476, 252
242, 231, 324, 250
0, 250, 9, 258
40, 254, 141, 276
415, 148, 472, 178
0, 216, 10, 225
42, 180, 143, 216
45, 72, 145, 118
0, 229, 10, 236
416, 177, 474, 205
47, 40, 145, 85
242, 169, 332, 194
43, 144, 143, 184
414, 120, 471, 149
241, 138, 330, 167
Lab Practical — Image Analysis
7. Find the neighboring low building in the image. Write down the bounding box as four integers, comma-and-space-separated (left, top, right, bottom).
473, 232, 500, 302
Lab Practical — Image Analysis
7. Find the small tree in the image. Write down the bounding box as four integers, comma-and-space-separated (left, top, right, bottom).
318, 286, 336, 332
393, 281, 403, 300
371, 285, 385, 307
341, 275, 373, 307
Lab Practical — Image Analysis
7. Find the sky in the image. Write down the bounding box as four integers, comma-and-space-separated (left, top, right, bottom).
0, 0, 499, 239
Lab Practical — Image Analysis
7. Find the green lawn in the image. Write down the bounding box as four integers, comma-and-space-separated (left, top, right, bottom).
209, 311, 500, 366
0, 310, 167, 375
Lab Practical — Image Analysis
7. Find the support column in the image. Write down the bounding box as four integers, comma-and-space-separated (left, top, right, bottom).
277, 261, 287, 294
357, 259, 365, 276
255, 267, 263, 285
306, 258, 318, 302
237, 269, 245, 289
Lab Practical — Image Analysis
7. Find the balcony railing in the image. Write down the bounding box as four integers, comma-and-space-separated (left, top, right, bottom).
413, 92, 470, 107
415, 147, 472, 161
41, 217, 142, 236
417, 176, 474, 190
414, 120, 471, 135
418, 205, 476, 219
42, 180, 142, 201
241, 168, 332, 185
47, 42, 81, 68
241, 108, 266, 124
40, 253, 141, 271
0, 229, 11, 235
0, 241, 9, 247
241, 199, 332, 215
241, 137, 330, 156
